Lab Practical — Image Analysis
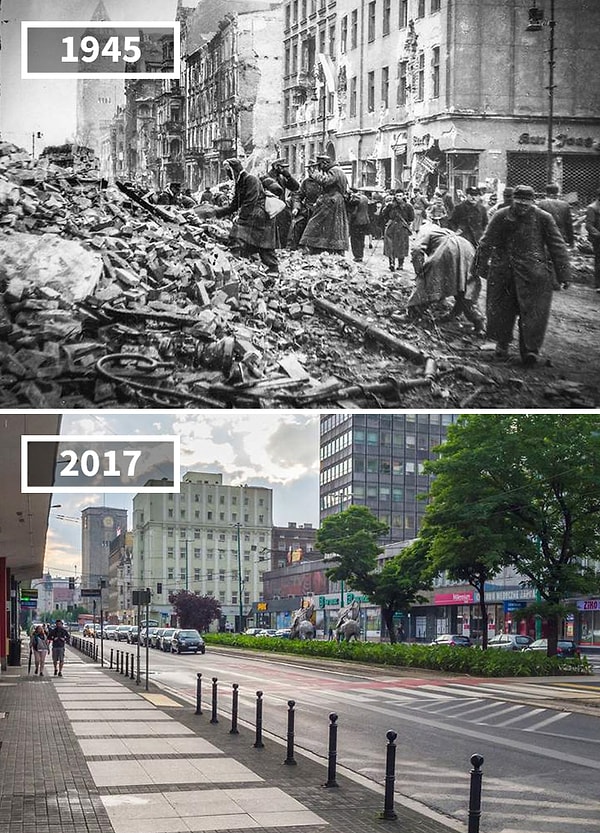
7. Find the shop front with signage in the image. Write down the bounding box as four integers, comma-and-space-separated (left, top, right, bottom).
577, 599, 600, 647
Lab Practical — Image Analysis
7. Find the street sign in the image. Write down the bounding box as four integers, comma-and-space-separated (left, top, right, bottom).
21, 588, 38, 601
132, 589, 151, 605
80, 588, 102, 597
20, 601, 37, 608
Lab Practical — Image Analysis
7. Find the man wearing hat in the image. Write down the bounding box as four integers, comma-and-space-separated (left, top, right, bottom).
299, 155, 349, 253
214, 158, 279, 274
537, 183, 574, 290
449, 186, 488, 248
585, 187, 600, 294
473, 184, 571, 365
488, 187, 514, 219
288, 158, 322, 250
263, 157, 299, 247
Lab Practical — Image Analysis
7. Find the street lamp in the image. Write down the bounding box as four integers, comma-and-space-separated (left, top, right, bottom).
234, 521, 243, 631
525, 0, 556, 184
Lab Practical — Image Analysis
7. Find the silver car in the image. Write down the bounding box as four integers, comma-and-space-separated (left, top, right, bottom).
487, 634, 533, 651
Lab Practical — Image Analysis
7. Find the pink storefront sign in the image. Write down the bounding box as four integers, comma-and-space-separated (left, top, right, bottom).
434, 592, 474, 605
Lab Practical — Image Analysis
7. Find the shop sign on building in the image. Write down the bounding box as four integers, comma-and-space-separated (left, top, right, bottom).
317, 591, 370, 608
434, 591, 474, 605
577, 599, 600, 611
503, 600, 527, 613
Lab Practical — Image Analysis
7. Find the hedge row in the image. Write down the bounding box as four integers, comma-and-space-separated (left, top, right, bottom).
202, 634, 592, 677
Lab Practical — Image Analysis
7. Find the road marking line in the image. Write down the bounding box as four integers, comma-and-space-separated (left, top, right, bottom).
523, 710, 570, 731
489, 706, 546, 727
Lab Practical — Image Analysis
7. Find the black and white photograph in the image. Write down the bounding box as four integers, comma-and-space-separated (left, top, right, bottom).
1, 0, 600, 408
2, 410, 600, 833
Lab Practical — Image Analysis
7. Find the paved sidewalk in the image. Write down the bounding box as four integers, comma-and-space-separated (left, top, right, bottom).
0, 647, 461, 833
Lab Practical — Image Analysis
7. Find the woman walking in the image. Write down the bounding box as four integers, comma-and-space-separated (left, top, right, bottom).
31, 624, 49, 676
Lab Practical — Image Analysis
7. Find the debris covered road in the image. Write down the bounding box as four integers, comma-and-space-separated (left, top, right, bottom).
1, 142, 599, 410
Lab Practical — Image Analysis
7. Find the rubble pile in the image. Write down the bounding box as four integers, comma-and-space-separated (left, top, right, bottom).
0, 142, 598, 409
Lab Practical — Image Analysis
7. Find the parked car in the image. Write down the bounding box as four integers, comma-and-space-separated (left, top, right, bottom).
526, 638, 580, 658
430, 634, 472, 647
257, 628, 278, 637
487, 634, 533, 651
159, 627, 176, 652
170, 629, 206, 654
275, 628, 292, 639
140, 627, 158, 647
115, 625, 132, 642
103, 625, 117, 640
127, 625, 141, 644
244, 627, 262, 636
151, 627, 165, 649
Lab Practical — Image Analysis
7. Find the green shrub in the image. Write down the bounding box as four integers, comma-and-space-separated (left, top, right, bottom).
202, 634, 591, 677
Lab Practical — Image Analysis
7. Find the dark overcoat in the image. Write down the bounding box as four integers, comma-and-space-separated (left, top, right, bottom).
216, 170, 276, 250
300, 164, 349, 252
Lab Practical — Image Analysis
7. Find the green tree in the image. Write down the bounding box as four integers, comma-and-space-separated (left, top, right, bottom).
315, 505, 431, 643
168, 591, 221, 632
420, 414, 600, 656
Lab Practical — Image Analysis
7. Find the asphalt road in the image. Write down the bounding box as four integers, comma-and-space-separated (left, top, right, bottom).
95, 640, 600, 833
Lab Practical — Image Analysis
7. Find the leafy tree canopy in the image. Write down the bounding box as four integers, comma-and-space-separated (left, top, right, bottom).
168, 590, 222, 632
419, 414, 600, 652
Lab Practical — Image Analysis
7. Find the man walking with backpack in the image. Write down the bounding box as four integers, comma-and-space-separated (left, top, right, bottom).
48, 619, 70, 677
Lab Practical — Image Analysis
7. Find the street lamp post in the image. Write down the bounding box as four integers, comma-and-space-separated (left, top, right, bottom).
526, 0, 556, 184
235, 522, 243, 632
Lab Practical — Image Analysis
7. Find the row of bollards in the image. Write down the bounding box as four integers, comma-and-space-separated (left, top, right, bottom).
192, 673, 485, 830
71, 635, 99, 663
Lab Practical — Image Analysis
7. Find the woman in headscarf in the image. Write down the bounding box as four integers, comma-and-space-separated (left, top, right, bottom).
213, 158, 279, 274
299, 155, 349, 253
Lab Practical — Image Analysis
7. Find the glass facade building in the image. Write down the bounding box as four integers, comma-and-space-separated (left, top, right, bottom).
319, 413, 457, 543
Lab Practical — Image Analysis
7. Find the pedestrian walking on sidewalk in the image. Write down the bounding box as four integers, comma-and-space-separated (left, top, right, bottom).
48, 619, 70, 677
31, 624, 49, 676
473, 184, 571, 365
381, 191, 414, 271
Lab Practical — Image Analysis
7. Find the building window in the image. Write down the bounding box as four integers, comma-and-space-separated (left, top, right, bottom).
351, 9, 358, 49
397, 60, 407, 106
432, 0, 441, 10
194, 548, 201, 558
383, 0, 391, 36
417, 52, 425, 100
285, 3, 291, 29
328, 23, 335, 55
381, 66, 389, 108
340, 15, 348, 52
367, 71, 375, 111
291, 41, 298, 74
167, 547, 174, 558
167, 568, 174, 580
167, 527, 174, 537
367, 2, 376, 41
207, 511, 212, 520
399, 0, 408, 28
292, 0, 298, 24
194, 569, 201, 581
432, 46, 440, 98
350, 76, 357, 116
417, 0, 425, 17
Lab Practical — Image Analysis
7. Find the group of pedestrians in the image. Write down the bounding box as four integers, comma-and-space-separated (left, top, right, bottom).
29, 619, 70, 677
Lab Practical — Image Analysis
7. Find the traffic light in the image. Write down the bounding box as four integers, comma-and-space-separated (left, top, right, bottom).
68, 577, 75, 590
157, 582, 163, 594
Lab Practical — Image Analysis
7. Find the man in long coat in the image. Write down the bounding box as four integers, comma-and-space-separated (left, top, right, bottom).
473, 184, 571, 365
585, 187, 600, 294
380, 191, 414, 271
537, 183, 574, 290
346, 188, 371, 261
450, 186, 488, 247
214, 158, 278, 274
299, 154, 349, 253
408, 225, 485, 332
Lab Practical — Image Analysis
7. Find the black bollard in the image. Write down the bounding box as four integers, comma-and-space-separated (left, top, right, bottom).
324, 713, 339, 788
195, 673, 203, 715
254, 691, 264, 748
120, 651, 124, 675
381, 730, 398, 820
468, 754, 484, 833
210, 677, 219, 724
284, 700, 297, 765
130, 654, 135, 680
230, 683, 239, 734
125, 653, 129, 677
110, 648, 114, 670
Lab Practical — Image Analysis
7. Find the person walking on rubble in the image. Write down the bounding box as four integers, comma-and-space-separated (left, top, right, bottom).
411, 187, 429, 233
585, 187, 600, 294
380, 190, 414, 271
262, 158, 300, 248
537, 183, 574, 290
407, 224, 485, 333
346, 187, 371, 262
213, 158, 279, 275
299, 154, 349, 254
473, 184, 571, 365
288, 159, 322, 249
449, 186, 488, 248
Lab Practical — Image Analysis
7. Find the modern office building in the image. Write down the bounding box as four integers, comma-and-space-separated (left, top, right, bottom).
132, 472, 273, 629
81, 506, 128, 591
319, 412, 457, 543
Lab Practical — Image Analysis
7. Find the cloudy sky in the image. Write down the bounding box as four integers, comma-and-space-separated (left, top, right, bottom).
45, 411, 320, 578
0, 0, 184, 150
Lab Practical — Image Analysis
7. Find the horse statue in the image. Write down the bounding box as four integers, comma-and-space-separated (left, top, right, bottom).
335, 599, 361, 642
289, 602, 316, 640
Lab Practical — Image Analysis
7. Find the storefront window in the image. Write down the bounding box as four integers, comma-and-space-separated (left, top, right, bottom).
448, 152, 479, 200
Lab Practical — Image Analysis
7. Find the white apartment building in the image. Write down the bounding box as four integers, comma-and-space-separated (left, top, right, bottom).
132, 472, 273, 628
